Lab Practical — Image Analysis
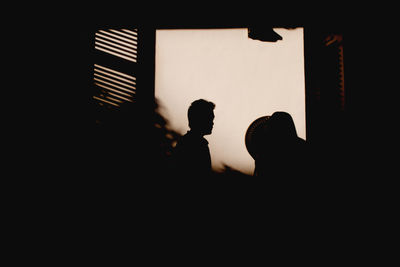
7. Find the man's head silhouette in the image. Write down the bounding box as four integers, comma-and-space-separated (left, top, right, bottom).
188, 99, 215, 136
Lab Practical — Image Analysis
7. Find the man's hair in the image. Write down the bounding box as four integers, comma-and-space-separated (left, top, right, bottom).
188, 99, 215, 129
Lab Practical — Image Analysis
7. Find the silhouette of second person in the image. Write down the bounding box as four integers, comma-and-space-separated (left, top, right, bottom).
173, 99, 215, 177
253, 111, 308, 178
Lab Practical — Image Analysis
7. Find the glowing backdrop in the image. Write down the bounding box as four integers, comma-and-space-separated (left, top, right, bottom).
155, 28, 306, 175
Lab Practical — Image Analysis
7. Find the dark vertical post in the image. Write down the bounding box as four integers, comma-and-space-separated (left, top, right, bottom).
135, 26, 157, 167
137, 26, 156, 109
303, 26, 317, 145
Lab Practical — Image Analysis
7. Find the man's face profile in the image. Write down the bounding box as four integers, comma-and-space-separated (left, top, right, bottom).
203, 111, 215, 135
193, 110, 214, 135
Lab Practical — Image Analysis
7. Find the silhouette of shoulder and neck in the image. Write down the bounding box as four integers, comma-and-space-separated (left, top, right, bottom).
173, 99, 215, 177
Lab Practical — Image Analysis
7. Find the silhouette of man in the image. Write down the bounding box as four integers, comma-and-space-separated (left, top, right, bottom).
173, 99, 215, 177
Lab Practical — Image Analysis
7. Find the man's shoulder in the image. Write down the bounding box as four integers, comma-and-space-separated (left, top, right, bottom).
176, 132, 208, 148
175, 132, 193, 148
177, 132, 191, 143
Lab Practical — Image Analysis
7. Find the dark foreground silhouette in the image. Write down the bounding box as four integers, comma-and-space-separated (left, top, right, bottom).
250, 111, 309, 178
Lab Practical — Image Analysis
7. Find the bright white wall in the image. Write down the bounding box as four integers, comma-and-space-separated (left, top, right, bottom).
155, 28, 306, 175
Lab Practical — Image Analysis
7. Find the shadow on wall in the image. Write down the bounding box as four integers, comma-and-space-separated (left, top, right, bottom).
93, 98, 252, 178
